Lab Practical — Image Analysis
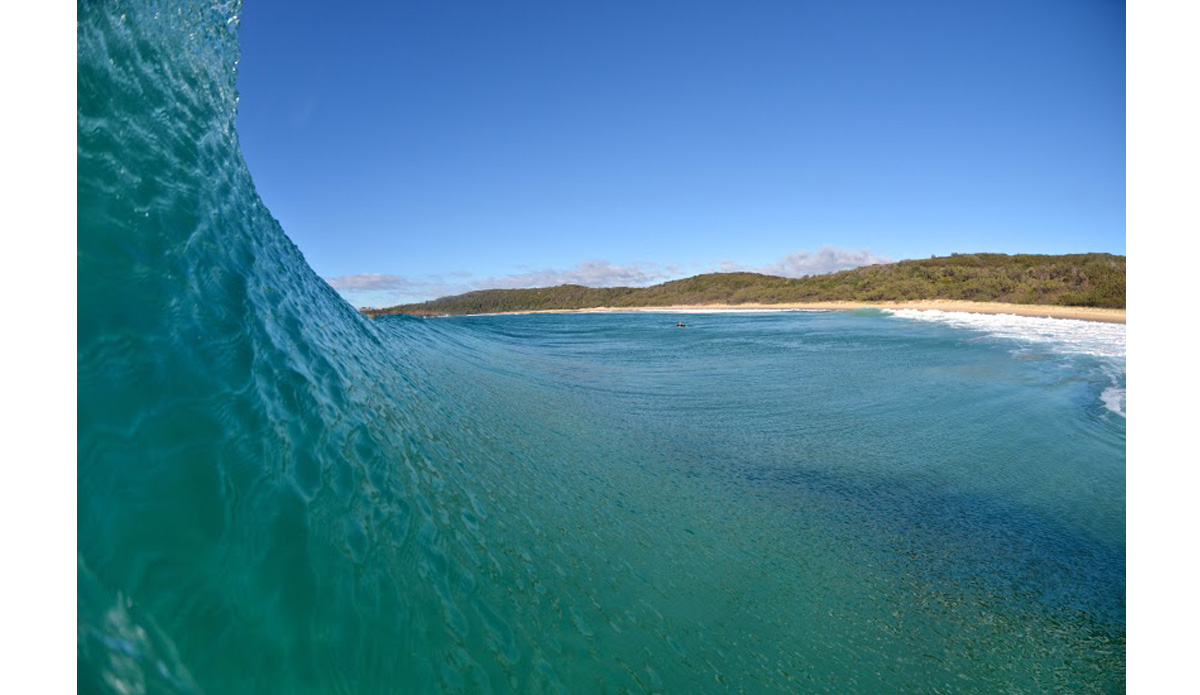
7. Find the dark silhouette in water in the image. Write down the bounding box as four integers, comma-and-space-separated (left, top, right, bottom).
676, 322, 686, 327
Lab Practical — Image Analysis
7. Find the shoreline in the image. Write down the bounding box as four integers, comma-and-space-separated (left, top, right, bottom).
430, 300, 1125, 323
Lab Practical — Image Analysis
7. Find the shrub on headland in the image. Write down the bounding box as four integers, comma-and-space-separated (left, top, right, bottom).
364, 253, 1125, 317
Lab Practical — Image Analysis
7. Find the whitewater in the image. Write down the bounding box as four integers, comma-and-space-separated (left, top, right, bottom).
78, 1, 1125, 692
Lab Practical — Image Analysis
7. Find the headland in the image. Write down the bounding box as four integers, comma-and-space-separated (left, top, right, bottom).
361, 253, 1126, 323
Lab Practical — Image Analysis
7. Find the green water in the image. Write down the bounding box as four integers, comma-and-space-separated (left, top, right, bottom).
78, 1, 1124, 691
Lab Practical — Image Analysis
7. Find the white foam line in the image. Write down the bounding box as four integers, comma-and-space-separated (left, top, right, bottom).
884, 309, 1127, 416
883, 309, 1126, 360
1100, 386, 1127, 418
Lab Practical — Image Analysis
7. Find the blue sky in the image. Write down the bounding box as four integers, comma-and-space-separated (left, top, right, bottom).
235, 0, 1125, 308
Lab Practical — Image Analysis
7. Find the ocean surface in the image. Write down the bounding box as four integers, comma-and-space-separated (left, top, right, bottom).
78, 1, 1125, 692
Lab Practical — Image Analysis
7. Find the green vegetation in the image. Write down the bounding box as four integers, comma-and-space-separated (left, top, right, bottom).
363, 253, 1125, 317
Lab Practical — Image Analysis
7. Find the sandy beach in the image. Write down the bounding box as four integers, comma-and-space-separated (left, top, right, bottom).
466, 300, 1125, 323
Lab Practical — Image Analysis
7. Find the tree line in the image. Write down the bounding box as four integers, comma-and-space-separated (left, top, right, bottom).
362, 253, 1125, 317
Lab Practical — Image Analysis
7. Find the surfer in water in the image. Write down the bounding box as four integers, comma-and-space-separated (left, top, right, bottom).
676, 321, 686, 328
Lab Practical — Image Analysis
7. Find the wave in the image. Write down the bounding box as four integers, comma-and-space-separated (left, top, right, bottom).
883, 309, 1126, 359
1101, 385, 1127, 418
77, 1, 1125, 691
885, 309, 1126, 416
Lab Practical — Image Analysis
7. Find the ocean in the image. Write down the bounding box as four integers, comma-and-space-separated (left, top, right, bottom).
78, 1, 1125, 692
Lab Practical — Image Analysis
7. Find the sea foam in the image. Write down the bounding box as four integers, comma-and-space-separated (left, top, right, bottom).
885, 309, 1126, 416
883, 309, 1125, 359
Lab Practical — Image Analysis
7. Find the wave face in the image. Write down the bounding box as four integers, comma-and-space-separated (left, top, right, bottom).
78, 2, 1126, 692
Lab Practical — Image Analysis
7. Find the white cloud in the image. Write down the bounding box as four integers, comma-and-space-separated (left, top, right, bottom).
325, 260, 675, 307
715, 259, 750, 272
326, 273, 417, 291
488, 259, 674, 289
757, 246, 891, 277
327, 247, 891, 308
711, 247, 891, 277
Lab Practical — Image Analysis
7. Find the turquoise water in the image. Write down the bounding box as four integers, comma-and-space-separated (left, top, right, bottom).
78, 1, 1125, 692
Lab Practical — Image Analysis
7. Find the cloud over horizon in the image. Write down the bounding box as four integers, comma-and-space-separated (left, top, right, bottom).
327, 247, 891, 307
487, 259, 677, 289
326, 260, 675, 307
750, 246, 892, 278
325, 273, 420, 291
